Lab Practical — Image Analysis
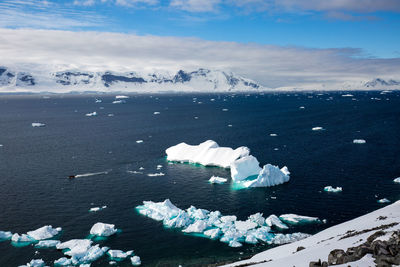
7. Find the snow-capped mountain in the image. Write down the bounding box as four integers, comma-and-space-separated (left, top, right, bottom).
0, 66, 262, 93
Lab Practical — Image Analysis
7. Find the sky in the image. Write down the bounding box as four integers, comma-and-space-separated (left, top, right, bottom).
0, 0, 400, 89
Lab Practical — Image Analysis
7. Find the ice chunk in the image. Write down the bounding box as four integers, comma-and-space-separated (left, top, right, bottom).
136, 199, 182, 221
204, 228, 221, 239
269, 133, 278, 136
230, 155, 261, 182
342, 94, 353, 97
153, 111, 160, 115
279, 214, 320, 225
353, 139, 366, 144
12, 233, 34, 243
253, 226, 273, 242
32, 123, 45, 127
136, 140, 143, 143
95, 99, 102, 103
27, 225, 61, 240
248, 213, 265, 226
57, 239, 93, 256
299, 106, 305, 109
112, 100, 125, 104
270, 232, 310, 245
243, 164, 290, 188
54, 257, 72, 266
394, 177, 400, 183
209, 176, 227, 184
229, 240, 242, 247
234, 220, 257, 232
378, 198, 390, 203
85, 112, 97, 116
265, 215, 288, 229
163, 210, 192, 228
35, 240, 61, 248
90, 223, 118, 237
75, 171, 109, 178
107, 249, 133, 259
147, 172, 165, 177
324, 186, 343, 192
71, 244, 108, 265
115, 95, 129, 99
89, 206, 107, 212
20, 259, 45, 267
182, 220, 207, 233
166, 140, 250, 168
0, 230, 12, 240
186, 206, 209, 220
130, 256, 141, 266
220, 215, 237, 223
312, 127, 324, 131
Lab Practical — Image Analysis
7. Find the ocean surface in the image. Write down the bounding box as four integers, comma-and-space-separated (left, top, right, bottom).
0, 91, 399, 266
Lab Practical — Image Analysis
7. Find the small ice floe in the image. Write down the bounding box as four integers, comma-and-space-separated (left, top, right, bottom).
324, 186, 343, 193
210, 98, 215, 101
27, 225, 62, 240
274, 148, 279, 151
378, 198, 390, 204
19, 259, 45, 267
0, 144, 3, 147
89, 206, 107, 212
35, 240, 61, 248
342, 94, 353, 97
131, 256, 141, 266
394, 177, 400, 183
90, 223, 118, 237
279, 214, 320, 225
222, 108, 228, 111
115, 95, 129, 99
107, 249, 133, 259
265, 215, 288, 230
299, 106, 305, 109
74, 171, 109, 178
85, 112, 97, 116
147, 172, 165, 177
270, 133, 278, 137
56, 239, 109, 265
153, 111, 160, 115
0, 230, 12, 240
194, 116, 199, 119
209, 176, 227, 184
228, 124, 232, 127
127, 170, 143, 174
139, 167, 145, 170
353, 139, 366, 144
112, 100, 125, 104
108, 114, 114, 117
11, 233, 34, 243
312, 127, 324, 131
32, 122, 45, 127
136, 140, 143, 143
156, 165, 163, 170
95, 99, 102, 103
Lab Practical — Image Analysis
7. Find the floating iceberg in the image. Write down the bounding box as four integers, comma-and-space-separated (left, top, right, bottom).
90, 223, 117, 237
234, 220, 257, 232
248, 213, 265, 227
54, 257, 72, 266
136, 140, 143, 143
279, 214, 320, 225
85, 112, 97, 116
242, 165, 290, 188
378, 198, 390, 203
147, 172, 165, 177
32, 123, 45, 127
204, 228, 221, 239
95, 99, 102, 103
19, 259, 45, 267
209, 176, 227, 184
342, 94, 354, 97
312, 127, 324, 131
89, 205, 107, 212
0, 230, 12, 240
265, 215, 288, 230
394, 177, 400, 183
183, 220, 207, 233
115, 95, 129, 99
27, 225, 61, 240
324, 186, 342, 192
107, 249, 133, 259
130, 256, 141, 266
112, 100, 125, 104
353, 139, 366, 144
11, 233, 34, 243
35, 240, 61, 248
153, 111, 160, 115
56, 239, 109, 265
230, 155, 261, 182
166, 140, 250, 168
269, 133, 278, 136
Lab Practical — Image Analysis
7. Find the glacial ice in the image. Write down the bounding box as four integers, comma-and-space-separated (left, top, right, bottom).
209, 176, 227, 184
107, 249, 133, 259
56, 239, 109, 265
54, 257, 72, 266
0, 230, 12, 240
378, 198, 390, 203
32, 123, 45, 127
394, 177, 400, 183
35, 240, 61, 248
204, 228, 221, 239
265, 215, 288, 230
353, 139, 366, 144
248, 213, 265, 226
324, 186, 342, 192
27, 225, 61, 240
230, 155, 261, 182
130, 256, 141, 266
12, 233, 34, 243
166, 140, 250, 168
279, 214, 320, 225
19, 259, 45, 267
234, 220, 257, 232
85, 112, 97, 116
242, 165, 290, 188
90, 223, 118, 237
182, 220, 207, 233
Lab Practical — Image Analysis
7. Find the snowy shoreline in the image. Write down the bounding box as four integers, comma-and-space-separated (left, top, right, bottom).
221, 201, 400, 267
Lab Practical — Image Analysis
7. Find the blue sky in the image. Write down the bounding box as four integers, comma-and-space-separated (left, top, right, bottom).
0, 0, 399, 89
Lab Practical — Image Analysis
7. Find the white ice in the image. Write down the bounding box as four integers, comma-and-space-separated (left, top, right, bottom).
90, 223, 118, 237
230, 155, 261, 182
324, 186, 343, 193
112, 100, 124, 104
153, 111, 160, 115
85, 112, 97, 116
234, 220, 258, 232
342, 94, 354, 97
242, 165, 290, 188
182, 220, 207, 233
75, 171, 109, 178
115, 95, 129, 99
147, 172, 165, 177
0, 230, 12, 240
265, 215, 288, 230
378, 198, 390, 203
312, 127, 324, 131
12, 233, 34, 243
279, 214, 320, 225
204, 228, 221, 239
35, 240, 60, 248
353, 139, 366, 144
166, 140, 250, 168
209, 176, 228, 184
19, 259, 45, 267
32, 123, 45, 127
56, 239, 109, 265
54, 257, 72, 266
394, 177, 400, 183
130, 256, 141, 266
27, 225, 61, 240
107, 249, 133, 259
89, 206, 107, 212
136, 140, 143, 143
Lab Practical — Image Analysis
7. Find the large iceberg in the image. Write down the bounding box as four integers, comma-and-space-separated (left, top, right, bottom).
27, 225, 61, 240
90, 223, 118, 237
56, 239, 109, 265
230, 155, 261, 182
242, 165, 290, 188
166, 140, 250, 168
107, 249, 133, 259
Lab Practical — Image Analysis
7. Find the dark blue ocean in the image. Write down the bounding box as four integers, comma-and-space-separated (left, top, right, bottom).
0, 92, 399, 266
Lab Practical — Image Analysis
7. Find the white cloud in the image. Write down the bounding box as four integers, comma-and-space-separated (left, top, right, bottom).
170, 0, 221, 12
0, 28, 399, 90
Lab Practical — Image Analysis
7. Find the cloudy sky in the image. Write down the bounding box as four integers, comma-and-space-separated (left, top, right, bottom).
1, 0, 400, 89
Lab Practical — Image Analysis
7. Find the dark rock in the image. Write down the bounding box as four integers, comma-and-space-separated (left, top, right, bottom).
297, 246, 305, 252
328, 249, 347, 265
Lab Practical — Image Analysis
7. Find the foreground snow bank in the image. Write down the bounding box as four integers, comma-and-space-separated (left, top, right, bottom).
224, 200, 400, 267
136, 199, 317, 248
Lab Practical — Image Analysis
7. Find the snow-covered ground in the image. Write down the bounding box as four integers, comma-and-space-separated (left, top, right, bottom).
224, 200, 400, 267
